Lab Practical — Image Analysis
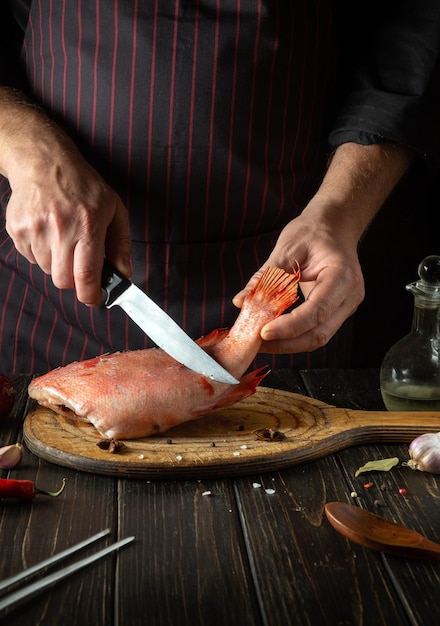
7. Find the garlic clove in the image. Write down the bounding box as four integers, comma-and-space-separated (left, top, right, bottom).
0, 443, 23, 469
406, 432, 440, 474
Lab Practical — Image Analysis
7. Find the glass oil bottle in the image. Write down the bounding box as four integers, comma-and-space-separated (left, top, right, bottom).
380, 255, 440, 411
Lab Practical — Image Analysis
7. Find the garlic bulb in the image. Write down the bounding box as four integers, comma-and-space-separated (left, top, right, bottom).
406, 432, 440, 473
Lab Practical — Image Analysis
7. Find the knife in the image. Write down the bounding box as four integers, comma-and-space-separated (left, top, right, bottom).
101, 260, 239, 384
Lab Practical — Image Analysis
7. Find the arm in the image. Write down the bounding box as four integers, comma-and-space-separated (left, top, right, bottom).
0, 87, 132, 305
233, 141, 414, 354
234, 0, 439, 356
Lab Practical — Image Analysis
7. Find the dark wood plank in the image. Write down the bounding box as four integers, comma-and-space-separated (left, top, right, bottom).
229, 369, 410, 623
335, 442, 440, 626
261, 368, 307, 395
117, 478, 263, 626
233, 458, 408, 625
302, 368, 440, 626
0, 451, 118, 625
299, 367, 384, 411
3, 369, 436, 626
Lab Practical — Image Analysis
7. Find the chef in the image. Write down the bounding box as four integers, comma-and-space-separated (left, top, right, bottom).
0, 0, 439, 373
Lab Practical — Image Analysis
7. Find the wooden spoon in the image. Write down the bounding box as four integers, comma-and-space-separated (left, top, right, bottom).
325, 501, 440, 561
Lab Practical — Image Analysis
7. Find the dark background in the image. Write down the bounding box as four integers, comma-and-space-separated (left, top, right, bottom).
351, 160, 437, 367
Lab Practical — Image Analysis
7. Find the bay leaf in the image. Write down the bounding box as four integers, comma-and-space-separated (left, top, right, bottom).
355, 457, 399, 477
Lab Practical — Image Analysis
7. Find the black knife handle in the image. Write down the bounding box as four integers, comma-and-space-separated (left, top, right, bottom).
101, 259, 131, 307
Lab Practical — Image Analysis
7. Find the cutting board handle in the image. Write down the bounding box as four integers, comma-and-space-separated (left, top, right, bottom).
321, 406, 440, 448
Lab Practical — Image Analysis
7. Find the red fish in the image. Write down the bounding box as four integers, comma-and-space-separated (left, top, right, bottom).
28, 265, 300, 439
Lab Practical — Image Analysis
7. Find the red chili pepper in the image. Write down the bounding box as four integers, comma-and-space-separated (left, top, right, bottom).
0, 477, 66, 500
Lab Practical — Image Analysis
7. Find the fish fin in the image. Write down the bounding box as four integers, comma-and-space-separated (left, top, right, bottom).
208, 367, 269, 411
248, 265, 300, 315
196, 328, 229, 347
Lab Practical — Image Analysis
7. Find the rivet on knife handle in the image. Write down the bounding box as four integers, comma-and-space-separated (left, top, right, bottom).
101, 258, 131, 307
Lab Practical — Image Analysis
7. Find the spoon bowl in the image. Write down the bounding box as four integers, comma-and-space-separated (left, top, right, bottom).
325, 501, 440, 561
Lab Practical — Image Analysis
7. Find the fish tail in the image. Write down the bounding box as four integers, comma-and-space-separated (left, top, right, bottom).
208, 366, 269, 411
247, 265, 301, 315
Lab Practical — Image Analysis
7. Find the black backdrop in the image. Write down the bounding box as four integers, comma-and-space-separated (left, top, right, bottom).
352, 160, 438, 367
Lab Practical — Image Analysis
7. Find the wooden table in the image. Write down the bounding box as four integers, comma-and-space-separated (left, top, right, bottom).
1, 369, 440, 626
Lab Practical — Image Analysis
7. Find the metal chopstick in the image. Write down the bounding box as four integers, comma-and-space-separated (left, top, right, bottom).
0, 534, 135, 614
0, 528, 111, 593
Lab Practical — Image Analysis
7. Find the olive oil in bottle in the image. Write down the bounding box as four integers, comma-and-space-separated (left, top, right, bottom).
380, 255, 440, 412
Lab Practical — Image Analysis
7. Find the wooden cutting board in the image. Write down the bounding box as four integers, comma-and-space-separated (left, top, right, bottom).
23, 387, 440, 479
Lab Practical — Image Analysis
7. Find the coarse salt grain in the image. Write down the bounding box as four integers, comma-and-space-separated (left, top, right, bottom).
240, 445, 248, 450
265, 488, 276, 495
233, 451, 240, 456
138, 454, 145, 460
202, 491, 212, 497
176, 455, 183, 461
252, 483, 262, 489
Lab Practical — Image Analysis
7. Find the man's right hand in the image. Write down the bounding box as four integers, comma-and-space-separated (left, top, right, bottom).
0, 87, 132, 306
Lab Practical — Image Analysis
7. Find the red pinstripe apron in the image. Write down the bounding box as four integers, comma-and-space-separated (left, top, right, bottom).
0, 0, 352, 373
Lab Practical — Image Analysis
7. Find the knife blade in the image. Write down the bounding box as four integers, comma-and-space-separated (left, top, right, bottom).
101, 260, 239, 384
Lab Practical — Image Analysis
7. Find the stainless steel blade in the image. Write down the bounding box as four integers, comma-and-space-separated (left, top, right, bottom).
0, 536, 135, 614
110, 284, 239, 385
0, 528, 111, 593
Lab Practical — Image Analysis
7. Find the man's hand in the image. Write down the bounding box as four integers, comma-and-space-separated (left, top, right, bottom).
233, 142, 414, 355
233, 208, 365, 354
0, 88, 131, 306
